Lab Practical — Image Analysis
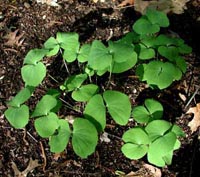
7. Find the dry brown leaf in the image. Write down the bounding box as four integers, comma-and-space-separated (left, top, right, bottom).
143, 164, 162, 177
11, 158, 40, 177
118, 0, 134, 7
133, 0, 189, 14
4, 29, 24, 47
186, 103, 200, 133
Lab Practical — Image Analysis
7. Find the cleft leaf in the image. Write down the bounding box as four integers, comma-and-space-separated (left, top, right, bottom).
72, 118, 98, 158
5, 105, 29, 129
103, 90, 131, 125
21, 62, 46, 87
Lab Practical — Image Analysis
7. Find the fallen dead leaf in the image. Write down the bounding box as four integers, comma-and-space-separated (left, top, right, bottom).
4, 29, 25, 47
186, 103, 200, 133
11, 158, 40, 177
118, 0, 134, 7
143, 164, 161, 177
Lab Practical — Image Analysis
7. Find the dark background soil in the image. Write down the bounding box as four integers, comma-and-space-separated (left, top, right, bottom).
0, 0, 200, 176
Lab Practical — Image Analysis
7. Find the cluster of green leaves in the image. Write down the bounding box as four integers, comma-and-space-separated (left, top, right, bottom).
122, 99, 185, 167
4, 9, 190, 166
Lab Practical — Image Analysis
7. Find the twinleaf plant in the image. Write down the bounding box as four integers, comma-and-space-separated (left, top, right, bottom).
122, 99, 185, 167
4, 9, 190, 166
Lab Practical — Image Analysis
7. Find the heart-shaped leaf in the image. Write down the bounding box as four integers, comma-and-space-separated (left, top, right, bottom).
34, 112, 59, 138
49, 119, 71, 152
136, 44, 155, 60
77, 44, 91, 63
88, 40, 112, 71
103, 90, 131, 125
147, 132, 176, 167
5, 105, 29, 129
145, 120, 172, 141
24, 48, 48, 65
133, 99, 163, 123
84, 94, 106, 132
72, 84, 99, 102
122, 143, 149, 160
108, 41, 135, 63
121, 128, 149, 159
158, 46, 179, 61
21, 62, 46, 87
32, 95, 57, 117
111, 51, 137, 73
146, 9, 169, 27
44, 37, 60, 56
72, 118, 98, 158
61, 33, 80, 62
8, 86, 34, 107
137, 61, 177, 89
133, 17, 160, 35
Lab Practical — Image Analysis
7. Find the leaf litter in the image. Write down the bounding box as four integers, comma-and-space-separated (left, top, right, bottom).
186, 103, 200, 133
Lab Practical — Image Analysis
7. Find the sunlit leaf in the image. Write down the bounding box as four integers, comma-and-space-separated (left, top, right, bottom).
103, 90, 131, 125
21, 62, 46, 87
5, 105, 29, 129
72, 118, 98, 158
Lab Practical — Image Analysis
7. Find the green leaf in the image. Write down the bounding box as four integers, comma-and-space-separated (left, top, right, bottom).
8, 86, 34, 107
119, 31, 140, 44
147, 132, 176, 167
34, 112, 59, 138
133, 99, 163, 123
132, 106, 150, 123
171, 125, 185, 137
136, 44, 155, 60
162, 151, 173, 165
146, 9, 169, 27
138, 61, 177, 89
158, 46, 179, 61
44, 37, 60, 56
84, 94, 106, 132
24, 48, 48, 65
175, 57, 187, 73
49, 119, 71, 152
155, 34, 176, 46
88, 40, 112, 71
121, 128, 149, 159
145, 120, 172, 141
77, 44, 91, 63
133, 17, 160, 35
122, 127, 150, 145
108, 41, 135, 63
61, 33, 80, 62
122, 143, 148, 160
32, 95, 57, 117
61, 74, 88, 92
178, 43, 192, 54
72, 84, 99, 102
5, 105, 29, 129
72, 118, 98, 158
103, 90, 131, 125
21, 62, 46, 87
111, 51, 137, 73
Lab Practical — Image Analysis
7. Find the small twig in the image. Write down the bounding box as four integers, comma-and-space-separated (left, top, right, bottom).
39, 141, 47, 172
184, 86, 200, 110
26, 131, 38, 143
48, 74, 59, 83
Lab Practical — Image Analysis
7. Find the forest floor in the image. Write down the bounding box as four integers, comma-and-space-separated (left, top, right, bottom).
0, 0, 200, 176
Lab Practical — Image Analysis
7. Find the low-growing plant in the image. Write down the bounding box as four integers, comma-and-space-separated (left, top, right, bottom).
122, 99, 185, 167
4, 9, 191, 166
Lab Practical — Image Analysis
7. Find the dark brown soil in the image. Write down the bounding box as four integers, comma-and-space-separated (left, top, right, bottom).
0, 0, 200, 177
